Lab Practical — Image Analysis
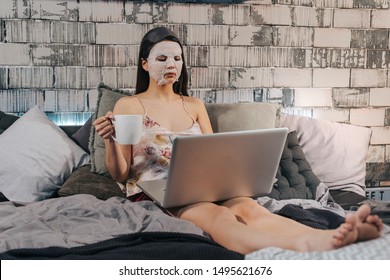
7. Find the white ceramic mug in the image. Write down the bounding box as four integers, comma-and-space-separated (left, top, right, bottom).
111, 114, 143, 145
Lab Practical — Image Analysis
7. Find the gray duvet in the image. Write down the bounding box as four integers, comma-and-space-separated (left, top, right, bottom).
0, 194, 205, 253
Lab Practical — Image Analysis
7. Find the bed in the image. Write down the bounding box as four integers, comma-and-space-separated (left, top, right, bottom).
1, 84, 390, 260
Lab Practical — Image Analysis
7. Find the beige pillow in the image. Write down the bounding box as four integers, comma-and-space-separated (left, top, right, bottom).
205, 103, 280, 133
280, 114, 372, 196
89, 84, 281, 176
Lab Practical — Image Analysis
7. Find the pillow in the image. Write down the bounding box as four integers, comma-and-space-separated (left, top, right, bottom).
0, 111, 19, 134
71, 116, 92, 153
0, 106, 90, 203
280, 114, 371, 196
268, 131, 321, 200
205, 102, 280, 133
58, 164, 125, 200
89, 84, 132, 176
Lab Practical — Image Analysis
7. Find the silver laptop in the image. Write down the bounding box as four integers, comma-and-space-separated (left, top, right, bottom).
137, 128, 288, 209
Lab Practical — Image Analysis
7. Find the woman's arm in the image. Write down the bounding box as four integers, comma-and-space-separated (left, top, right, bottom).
92, 96, 139, 182
187, 97, 213, 134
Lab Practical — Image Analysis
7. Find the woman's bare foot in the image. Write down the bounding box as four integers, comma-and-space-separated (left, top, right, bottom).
355, 204, 383, 241
297, 213, 359, 252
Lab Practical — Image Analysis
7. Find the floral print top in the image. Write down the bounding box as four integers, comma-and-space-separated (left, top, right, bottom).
119, 96, 202, 198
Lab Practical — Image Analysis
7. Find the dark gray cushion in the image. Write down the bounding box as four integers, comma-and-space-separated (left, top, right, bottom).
58, 164, 125, 200
268, 131, 321, 200
70, 116, 92, 154
0, 111, 19, 134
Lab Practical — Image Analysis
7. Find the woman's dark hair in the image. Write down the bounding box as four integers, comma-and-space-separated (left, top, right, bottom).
135, 27, 189, 96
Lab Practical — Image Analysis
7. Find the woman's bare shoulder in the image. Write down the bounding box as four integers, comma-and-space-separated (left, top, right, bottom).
182, 95, 205, 108
113, 95, 143, 114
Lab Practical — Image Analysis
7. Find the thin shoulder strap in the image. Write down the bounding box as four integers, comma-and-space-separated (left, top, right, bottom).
134, 95, 147, 116
181, 95, 196, 123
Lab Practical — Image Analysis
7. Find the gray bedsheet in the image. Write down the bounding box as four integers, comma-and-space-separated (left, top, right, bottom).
1, 193, 389, 259
246, 233, 390, 259
0, 194, 205, 253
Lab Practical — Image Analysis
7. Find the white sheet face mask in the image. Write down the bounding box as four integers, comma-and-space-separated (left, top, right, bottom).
147, 41, 183, 86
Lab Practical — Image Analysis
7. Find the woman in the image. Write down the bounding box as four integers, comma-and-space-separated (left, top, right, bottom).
93, 27, 383, 255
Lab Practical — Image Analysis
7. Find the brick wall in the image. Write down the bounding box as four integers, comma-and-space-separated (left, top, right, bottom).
0, 0, 389, 184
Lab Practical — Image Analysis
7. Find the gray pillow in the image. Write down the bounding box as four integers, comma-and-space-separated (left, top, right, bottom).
89, 84, 132, 176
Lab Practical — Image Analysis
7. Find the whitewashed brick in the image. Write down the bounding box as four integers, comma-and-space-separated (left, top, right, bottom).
371, 127, 390, 145
370, 88, 390, 106
211, 4, 250, 25
43, 90, 87, 112
351, 30, 388, 49
246, 0, 273, 4
274, 27, 313, 47
217, 89, 254, 103
351, 69, 387, 87
333, 88, 369, 107
311, 108, 350, 122
0, 43, 30, 65
0, 89, 44, 112
274, 69, 312, 87
0, 0, 30, 18
168, 4, 210, 24
32, 44, 89, 66
312, 48, 365, 68
101, 67, 137, 89
96, 24, 146, 45
86, 68, 102, 89
9, 67, 53, 88
55, 67, 87, 89
186, 25, 229, 46
55, 67, 100, 89
294, 88, 333, 107
313, 68, 350, 87
209, 46, 247, 67
230, 26, 273, 46
350, 108, 385, 126
88, 89, 99, 112
372, 10, 390, 28
79, 0, 123, 22
51, 22, 95, 44
126, 45, 140, 66
31, 0, 78, 21
85, 45, 129, 67
314, 28, 351, 48
0, 68, 8, 89
293, 6, 333, 27
5, 20, 51, 43
125, 2, 154, 24
230, 68, 273, 88
281, 108, 313, 117
185, 46, 209, 67
334, 9, 370, 28
367, 145, 385, 163
190, 67, 229, 88
251, 5, 292, 26
294, 0, 347, 8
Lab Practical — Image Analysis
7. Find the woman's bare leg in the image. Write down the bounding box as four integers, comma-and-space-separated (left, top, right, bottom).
223, 197, 382, 250
178, 200, 359, 255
